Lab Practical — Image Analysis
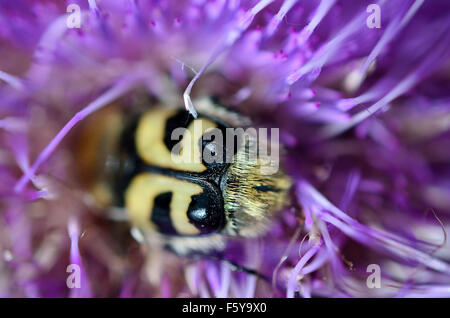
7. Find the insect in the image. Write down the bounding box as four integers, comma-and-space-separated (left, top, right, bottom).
78, 97, 291, 256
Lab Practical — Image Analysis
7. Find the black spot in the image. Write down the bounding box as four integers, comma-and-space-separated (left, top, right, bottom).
163, 110, 194, 153
200, 129, 226, 170
151, 192, 178, 235
187, 190, 225, 235
253, 185, 280, 193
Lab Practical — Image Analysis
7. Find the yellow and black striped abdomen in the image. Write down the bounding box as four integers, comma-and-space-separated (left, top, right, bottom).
109, 107, 229, 237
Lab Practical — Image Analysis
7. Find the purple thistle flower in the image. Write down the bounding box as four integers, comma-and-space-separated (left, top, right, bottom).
0, 0, 450, 298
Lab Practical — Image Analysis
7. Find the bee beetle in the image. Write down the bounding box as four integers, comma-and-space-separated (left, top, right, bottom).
78, 97, 291, 256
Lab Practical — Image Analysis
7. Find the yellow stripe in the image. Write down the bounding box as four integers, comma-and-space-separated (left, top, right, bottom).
135, 108, 218, 172
125, 173, 202, 235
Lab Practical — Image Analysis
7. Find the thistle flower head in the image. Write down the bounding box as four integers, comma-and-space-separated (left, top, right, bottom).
1, 0, 450, 297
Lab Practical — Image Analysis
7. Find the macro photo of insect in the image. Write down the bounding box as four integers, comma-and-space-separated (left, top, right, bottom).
0, 0, 450, 301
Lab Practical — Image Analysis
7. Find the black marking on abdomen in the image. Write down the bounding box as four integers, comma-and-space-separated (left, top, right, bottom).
187, 191, 224, 234
151, 191, 178, 235
112, 115, 141, 207
163, 110, 194, 153
253, 185, 280, 193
